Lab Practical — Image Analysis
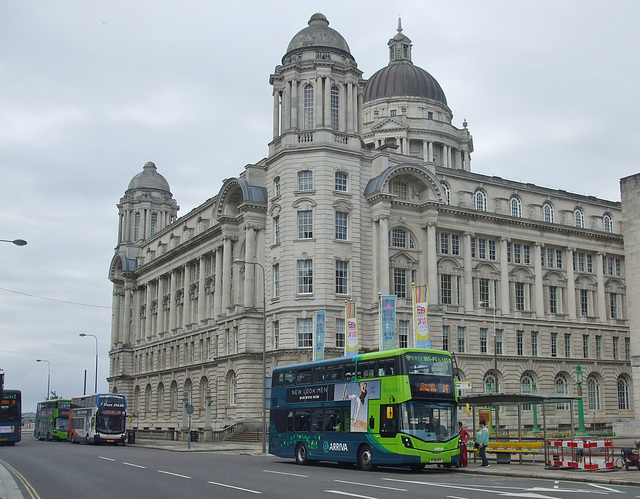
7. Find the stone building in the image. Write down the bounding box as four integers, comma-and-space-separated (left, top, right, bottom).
108, 13, 634, 438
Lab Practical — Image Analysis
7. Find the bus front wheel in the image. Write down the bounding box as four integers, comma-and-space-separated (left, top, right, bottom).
358, 445, 374, 471
295, 443, 308, 465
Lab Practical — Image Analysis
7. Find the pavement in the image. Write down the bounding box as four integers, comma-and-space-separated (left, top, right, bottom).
1, 436, 639, 498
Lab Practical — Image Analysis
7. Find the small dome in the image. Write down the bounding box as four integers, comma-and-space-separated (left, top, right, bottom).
284, 13, 351, 58
364, 61, 447, 105
127, 161, 171, 192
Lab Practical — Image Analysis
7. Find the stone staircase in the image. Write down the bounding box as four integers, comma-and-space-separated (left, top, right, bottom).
225, 430, 263, 443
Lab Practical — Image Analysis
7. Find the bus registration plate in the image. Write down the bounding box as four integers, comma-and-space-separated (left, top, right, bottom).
430, 458, 443, 463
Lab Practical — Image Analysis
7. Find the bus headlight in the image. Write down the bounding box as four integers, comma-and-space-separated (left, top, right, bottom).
401, 436, 413, 448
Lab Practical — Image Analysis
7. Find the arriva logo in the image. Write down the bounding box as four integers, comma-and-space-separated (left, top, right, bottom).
324, 442, 349, 452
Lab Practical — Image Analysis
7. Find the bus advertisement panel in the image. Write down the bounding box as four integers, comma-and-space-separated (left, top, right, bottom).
34, 399, 71, 441
0, 390, 21, 445
269, 348, 459, 471
68, 394, 126, 445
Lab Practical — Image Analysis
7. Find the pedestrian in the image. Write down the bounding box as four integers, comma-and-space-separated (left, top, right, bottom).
458, 421, 470, 467
475, 419, 490, 468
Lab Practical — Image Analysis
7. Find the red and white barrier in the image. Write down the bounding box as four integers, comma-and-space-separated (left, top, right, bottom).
547, 438, 614, 470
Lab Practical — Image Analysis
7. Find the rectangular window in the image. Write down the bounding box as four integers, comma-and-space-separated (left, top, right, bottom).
517, 330, 524, 356
556, 250, 563, 269
273, 321, 280, 349
524, 245, 531, 265
297, 318, 313, 347
613, 336, 619, 360
335, 212, 348, 240
440, 274, 452, 304
394, 268, 407, 298
392, 181, 407, 200
514, 243, 521, 264
515, 282, 525, 311
439, 233, 449, 254
297, 210, 313, 239
587, 254, 593, 273
297, 259, 313, 294
478, 238, 486, 259
507, 242, 512, 263
457, 326, 466, 353
595, 335, 602, 359
616, 258, 622, 277
580, 289, 589, 316
547, 248, 554, 268
480, 328, 487, 354
610, 293, 618, 319
335, 171, 347, 191
625, 337, 631, 360
531, 331, 538, 356
442, 325, 449, 351
471, 238, 476, 258
564, 333, 571, 357
607, 257, 614, 275
399, 320, 408, 348
304, 86, 314, 129
273, 263, 280, 298
451, 234, 460, 255
298, 170, 313, 190
335, 260, 348, 295
479, 278, 490, 305
578, 253, 585, 272
551, 332, 557, 357
496, 329, 503, 355
336, 318, 345, 349
488, 240, 496, 260
273, 215, 280, 245
583, 334, 589, 358
549, 286, 558, 314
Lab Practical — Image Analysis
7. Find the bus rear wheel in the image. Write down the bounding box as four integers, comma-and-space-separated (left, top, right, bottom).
358, 445, 374, 471
295, 443, 308, 465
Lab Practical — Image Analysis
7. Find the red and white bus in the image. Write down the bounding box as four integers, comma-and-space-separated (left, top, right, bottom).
68, 393, 126, 445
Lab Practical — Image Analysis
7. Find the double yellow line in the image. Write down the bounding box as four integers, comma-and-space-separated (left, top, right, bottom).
0, 458, 40, 499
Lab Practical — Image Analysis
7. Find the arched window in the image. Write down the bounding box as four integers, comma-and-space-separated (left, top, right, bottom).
509, 195, 522, 218
157, 382, 165, 411
330, 86, 339, 130
150, 212, 158, 235
603, 213, 613, 233
543, 202, 554, 223
441, 182, 451, 205
618, 376, 630, 410
145, 384, 152, 411
483, 372, 499, 394
184, 378, 193, 403
170, 380, 178, 410
555, 374, 569, 410
134, 212, 141, 241
303, 84, 314, 130
199, 376, 208, 408
574, 208, 584, 228
587, 375, 600, 410
273, 176, 281, 198
520, 372, 534, 410
230, 372, 237, 406
133, 385, 140, 414
474, 189, 487, 212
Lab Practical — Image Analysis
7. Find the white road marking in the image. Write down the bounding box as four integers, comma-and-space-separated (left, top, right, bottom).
123, 462, 146, 469
262, 469, 308, 477
157, 470, 191, 479
588, 483, 624, 493
334, 479, 407, 491
208, 481, 262, 494
325, 491, 377, 499
98, 456, 115, 461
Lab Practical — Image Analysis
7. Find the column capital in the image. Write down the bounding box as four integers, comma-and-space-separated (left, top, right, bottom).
500, 236, 511, 243
464, 231, 475, 237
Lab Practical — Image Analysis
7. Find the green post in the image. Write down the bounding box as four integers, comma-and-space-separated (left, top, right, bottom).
532, 382, 539, 430
576, 365, 586, 433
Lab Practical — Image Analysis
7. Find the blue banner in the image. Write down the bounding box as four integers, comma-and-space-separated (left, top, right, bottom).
380, 295, 397, 351
315, 310, 326, 361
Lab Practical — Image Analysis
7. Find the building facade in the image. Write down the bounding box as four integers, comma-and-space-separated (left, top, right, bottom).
108, 14, 634, 437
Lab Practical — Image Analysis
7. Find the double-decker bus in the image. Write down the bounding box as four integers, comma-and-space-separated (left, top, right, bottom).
0, 390, 21, 445
34, 399, 71, 441
68, 393, 127, 445
269, 348, 459, 470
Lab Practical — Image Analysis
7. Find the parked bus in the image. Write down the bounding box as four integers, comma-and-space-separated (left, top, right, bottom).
0, 390, 22, 445
269, 348, 459, 470
34, 399, 71, 441
68, 393, 127, 445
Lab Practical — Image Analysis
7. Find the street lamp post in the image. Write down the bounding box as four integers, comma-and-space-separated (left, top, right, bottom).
36, 359, 51, 400
233, 258, 267, 454
576, 364, 586, 433
79, 334, 98, 394
0, 239, 27, 246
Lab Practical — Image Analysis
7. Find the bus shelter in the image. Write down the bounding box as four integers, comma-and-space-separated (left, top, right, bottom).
459, 393, 582, 465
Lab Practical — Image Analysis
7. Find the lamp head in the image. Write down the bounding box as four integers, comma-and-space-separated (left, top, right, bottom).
79, 333, 86, 337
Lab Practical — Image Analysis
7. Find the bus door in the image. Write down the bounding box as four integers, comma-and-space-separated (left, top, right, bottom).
380, 405, 398, 437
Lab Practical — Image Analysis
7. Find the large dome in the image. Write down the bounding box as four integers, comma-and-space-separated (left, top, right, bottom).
284, 13, 351, 58
127, 161, 171, 192
364, 61, 447, 105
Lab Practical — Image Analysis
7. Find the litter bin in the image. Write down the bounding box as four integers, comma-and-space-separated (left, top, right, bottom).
190, 430, 199, 442
127, 430, 136, 444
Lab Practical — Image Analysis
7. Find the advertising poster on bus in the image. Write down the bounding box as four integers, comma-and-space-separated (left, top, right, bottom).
335, 380, 380, 432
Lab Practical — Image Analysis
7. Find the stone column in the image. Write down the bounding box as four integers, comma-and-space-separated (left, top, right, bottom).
123, 280, 132, 345
347, 82, 354, 133
291, 79, 297, 129
146, 281, 153, 340
169, 270, 177, 332
132, 286, 141, 343
463, 232, 473, 312
272, 90, 280, 138
316, 76, 323, 128
533, 243, 544, 318
378, 215, 390, 294
500, 237, 510, 315
566, 248, 577, 319
198, 256, 206, 324
183, 263, 191, 327
428, 142, 434, 163
423, 141, 429, 161
111, 285, 121, 347
324, 78, 331, 127
596, 252, 606, 320
157, 277, 165, 334
426, 222, 438, 301
222, 237, 233, 312
244, 225, 256, 308
214, 247, 223, 317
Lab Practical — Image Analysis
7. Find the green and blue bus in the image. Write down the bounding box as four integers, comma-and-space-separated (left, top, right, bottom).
269, 348, 459, 470
68, 394, 127, 445
0, 390, 21, 445
34, 399, 71, 441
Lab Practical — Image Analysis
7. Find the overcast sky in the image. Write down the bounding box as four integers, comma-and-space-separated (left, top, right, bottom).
2, 1, 638, 413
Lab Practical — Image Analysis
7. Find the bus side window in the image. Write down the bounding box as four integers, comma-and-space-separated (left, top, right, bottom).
287, 411, 294, 432
344, 362, 355, 380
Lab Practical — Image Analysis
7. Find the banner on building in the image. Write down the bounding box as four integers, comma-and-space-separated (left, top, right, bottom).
413, 284, 431, 349
314, 310, 326, 361
380, 295, 397, 351
345, 301, 358, 357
